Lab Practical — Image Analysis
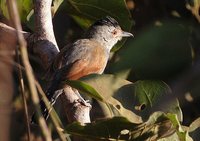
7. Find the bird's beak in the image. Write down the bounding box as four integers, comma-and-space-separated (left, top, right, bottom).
121, 31, 134, 37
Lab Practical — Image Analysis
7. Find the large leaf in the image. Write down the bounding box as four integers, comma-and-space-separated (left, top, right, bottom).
65, 112, 177, 141
109, 21, 192, 79
134, 80, 182, 121
67, 74, 142, 123
65, 74, 181, 124
80, 75, 182, 121
60, 0, 133, 51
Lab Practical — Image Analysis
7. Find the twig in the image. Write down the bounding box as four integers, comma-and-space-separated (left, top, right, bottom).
15, 48, 31, 141
6, 0, 52, 141
0, 22, 30, 39
35, 81, 70, 141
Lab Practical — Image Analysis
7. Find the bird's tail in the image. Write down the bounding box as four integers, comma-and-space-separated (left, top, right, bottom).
31, 70, 63, 123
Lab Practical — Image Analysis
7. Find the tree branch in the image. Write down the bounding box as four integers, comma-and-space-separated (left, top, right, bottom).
0, 22, 30, 40
31, 0, 91, 127
61, 87, 91, 124
32, 0, 59, 70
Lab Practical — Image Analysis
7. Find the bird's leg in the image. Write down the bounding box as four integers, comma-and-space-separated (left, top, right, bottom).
73, 88, 91, 107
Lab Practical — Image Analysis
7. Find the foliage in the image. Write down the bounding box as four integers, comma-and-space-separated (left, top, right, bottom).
0, 0, 32, 22
65, 112, 177, 141
1, 0, 200, 140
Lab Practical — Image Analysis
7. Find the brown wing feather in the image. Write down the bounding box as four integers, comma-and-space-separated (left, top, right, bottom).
53, 39, 109, 80
66, 46, 108, 80
65, 59, 90, 80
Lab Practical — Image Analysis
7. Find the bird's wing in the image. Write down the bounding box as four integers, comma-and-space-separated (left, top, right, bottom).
53, 39, 108, 80
63, 58, 102, 80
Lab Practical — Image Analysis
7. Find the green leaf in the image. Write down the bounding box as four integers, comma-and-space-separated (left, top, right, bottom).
80, 74, 142, 123
109, 21, 192, 79
65, 112, 177, 141
64, 79, 104, 102
134, 80, 182, 122
60, 0, 133, 51
66, 75, 182, 125
65, 116, 137, 141
0, 0, 9, 19
166, 113, 193, 141
0, 0, 33, 22
64, 76, 142, 123
134, 80, 170, 107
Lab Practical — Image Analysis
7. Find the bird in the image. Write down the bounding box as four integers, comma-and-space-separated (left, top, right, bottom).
32, 16, 133, 122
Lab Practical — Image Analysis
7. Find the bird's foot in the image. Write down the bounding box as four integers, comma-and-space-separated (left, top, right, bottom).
73, 88, 92, 107
77, 99, 92, 107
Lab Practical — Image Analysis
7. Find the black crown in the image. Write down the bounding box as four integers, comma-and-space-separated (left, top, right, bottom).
92, 16, 119, 27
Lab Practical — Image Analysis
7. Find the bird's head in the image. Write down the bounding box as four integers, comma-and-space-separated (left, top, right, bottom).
85, 16, 133, 50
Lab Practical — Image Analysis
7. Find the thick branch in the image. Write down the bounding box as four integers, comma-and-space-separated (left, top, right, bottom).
61, 87, 91, 124
32, 0, 91, 127
34, 0, 58, 49
32, 0, 59, 70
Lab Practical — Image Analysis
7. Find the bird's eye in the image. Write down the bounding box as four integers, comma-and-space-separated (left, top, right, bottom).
112, 30, 117, 35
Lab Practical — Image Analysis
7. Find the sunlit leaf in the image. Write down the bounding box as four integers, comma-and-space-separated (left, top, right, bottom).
74, 74, 182, 123
63, 76, 142, 123
64, 79, 104, 102
80, 74, 142, 123
166, 113, 193, 141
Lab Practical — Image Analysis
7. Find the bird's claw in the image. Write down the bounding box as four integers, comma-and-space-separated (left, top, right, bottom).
77, 99, 92, 107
